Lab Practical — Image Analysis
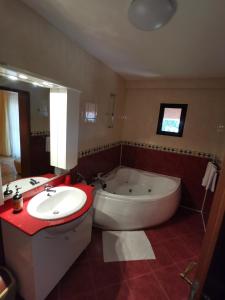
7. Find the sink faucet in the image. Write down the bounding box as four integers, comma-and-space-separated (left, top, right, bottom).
76, 172, 87, 184
45, 185, 56, 193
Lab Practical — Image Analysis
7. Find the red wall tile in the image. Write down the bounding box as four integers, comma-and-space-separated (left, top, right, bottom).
203, 191, 214, 225
121, 145, 209, 210
71, 145, 121, 182
70, 144, 213, 211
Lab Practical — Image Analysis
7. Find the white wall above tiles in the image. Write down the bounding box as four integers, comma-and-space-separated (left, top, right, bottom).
0, 0, 126, 152
122, 80, 225, 160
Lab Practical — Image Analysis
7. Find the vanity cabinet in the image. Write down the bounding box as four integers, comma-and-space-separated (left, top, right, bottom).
1, 210, 93, 300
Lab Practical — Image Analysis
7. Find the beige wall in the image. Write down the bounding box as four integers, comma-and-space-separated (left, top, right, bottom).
0, 0, 125, 151
0, 0, 224, 160
221, 130, 225, 161
122, 79, 225, 159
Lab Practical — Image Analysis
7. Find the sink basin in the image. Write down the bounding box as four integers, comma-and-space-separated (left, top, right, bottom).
27, 186, 87, 220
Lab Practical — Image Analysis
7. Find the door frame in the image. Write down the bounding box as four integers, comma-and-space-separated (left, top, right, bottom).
194, 157, 225, 299
0, 86, 31, 178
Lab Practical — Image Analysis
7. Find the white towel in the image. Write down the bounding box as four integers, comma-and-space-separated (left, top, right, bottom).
210, 172, 218, 192
202, 162, 218, 192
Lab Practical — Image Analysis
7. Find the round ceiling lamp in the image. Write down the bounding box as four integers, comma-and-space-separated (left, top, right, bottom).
128, 0, 177, 31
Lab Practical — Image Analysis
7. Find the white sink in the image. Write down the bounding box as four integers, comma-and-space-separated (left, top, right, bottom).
27, 186, 87, 220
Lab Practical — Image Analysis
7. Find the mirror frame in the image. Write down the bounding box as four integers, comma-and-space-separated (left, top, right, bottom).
156, 103, 188, 137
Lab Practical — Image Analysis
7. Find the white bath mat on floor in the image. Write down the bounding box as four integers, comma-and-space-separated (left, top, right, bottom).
102, 231, 156, 262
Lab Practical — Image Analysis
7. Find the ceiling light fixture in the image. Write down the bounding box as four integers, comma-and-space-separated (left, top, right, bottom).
32, 81, 42, 87
42, 81, 53, 87
128, 0, 177, 31
19, 74, 28, 80
7, 75, 18, 81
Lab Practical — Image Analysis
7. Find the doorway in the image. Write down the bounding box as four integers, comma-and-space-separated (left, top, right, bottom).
0, 86, 30, 182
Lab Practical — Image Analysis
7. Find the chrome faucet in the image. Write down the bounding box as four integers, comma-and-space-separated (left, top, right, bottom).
76, 172, 87, 184
93, 173, 107, 189
45, 185, 56, 193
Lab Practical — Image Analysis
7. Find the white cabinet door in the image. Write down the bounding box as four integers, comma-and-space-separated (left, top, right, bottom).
2, 210, 93, 300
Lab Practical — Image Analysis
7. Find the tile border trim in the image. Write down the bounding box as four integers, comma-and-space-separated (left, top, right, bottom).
78, 142, 121, 158
78, 140, 219, 161
121, 141, 217, 160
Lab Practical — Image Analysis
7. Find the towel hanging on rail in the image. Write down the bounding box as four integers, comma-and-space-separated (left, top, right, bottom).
202, 162, 218, 192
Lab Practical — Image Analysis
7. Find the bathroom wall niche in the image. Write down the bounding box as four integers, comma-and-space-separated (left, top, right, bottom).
106, 93, 116, 128
156, 103, 188, 137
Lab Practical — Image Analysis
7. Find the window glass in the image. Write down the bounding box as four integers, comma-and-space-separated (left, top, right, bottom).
156, 104, 188, 137
161, 108, 182, 133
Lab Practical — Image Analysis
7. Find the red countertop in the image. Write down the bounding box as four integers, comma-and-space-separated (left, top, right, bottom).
0, 182, 94, 236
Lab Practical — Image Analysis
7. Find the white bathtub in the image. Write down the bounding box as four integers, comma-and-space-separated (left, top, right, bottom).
93, 167, 181, 230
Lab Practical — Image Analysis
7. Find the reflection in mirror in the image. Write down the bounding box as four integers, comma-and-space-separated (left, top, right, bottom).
0, 90, 20, 183
0, 75, 53, 186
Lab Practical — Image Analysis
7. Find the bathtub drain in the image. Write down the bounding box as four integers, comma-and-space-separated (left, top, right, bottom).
129, 189, 132, 193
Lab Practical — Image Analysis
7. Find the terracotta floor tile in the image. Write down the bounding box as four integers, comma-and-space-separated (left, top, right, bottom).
146, 225, 177, 245
155, 265, 191, 300
119, 260, 152, 280
42, 210, 204, 300
148, 243, 174, 271
180, 233, 204, 257
91, 261, 123, 291
127, 273, 168, 300
163, 238, 194, 263
165, 209, 204, 238
60, 262, 95, 298
96, 282, 134, 300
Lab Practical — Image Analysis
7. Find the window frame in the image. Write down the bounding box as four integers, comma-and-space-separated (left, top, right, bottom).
156, 103, 188, 137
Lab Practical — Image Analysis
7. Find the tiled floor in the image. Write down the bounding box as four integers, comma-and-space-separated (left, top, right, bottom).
21, 208, 205, 300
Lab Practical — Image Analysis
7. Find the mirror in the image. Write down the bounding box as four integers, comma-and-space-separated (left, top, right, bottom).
0, 75, 53, 186
156, 103, 188, 137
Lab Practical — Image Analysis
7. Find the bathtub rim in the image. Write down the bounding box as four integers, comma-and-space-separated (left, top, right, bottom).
95, 166, 181, 202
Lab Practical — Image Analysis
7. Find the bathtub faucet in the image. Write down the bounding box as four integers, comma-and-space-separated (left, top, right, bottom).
76, 172, 87, 184
93, 173, 107, 189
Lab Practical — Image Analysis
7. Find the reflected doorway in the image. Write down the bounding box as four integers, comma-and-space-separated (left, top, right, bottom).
0, 86, 30, 184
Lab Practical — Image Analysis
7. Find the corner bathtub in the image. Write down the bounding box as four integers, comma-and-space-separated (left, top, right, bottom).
93, 167, 181, 230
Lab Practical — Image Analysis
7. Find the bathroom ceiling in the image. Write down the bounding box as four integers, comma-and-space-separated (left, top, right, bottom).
22, 0, 225, 79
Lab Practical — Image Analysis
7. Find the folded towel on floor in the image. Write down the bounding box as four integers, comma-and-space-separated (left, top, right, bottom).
202, 162, 218, 192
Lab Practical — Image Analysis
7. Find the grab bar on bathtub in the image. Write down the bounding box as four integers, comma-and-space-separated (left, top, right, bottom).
96, 172, 104, 179
92, 174, 107, 189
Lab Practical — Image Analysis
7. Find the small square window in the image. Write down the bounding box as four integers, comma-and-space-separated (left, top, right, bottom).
156, 103, 188, 137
